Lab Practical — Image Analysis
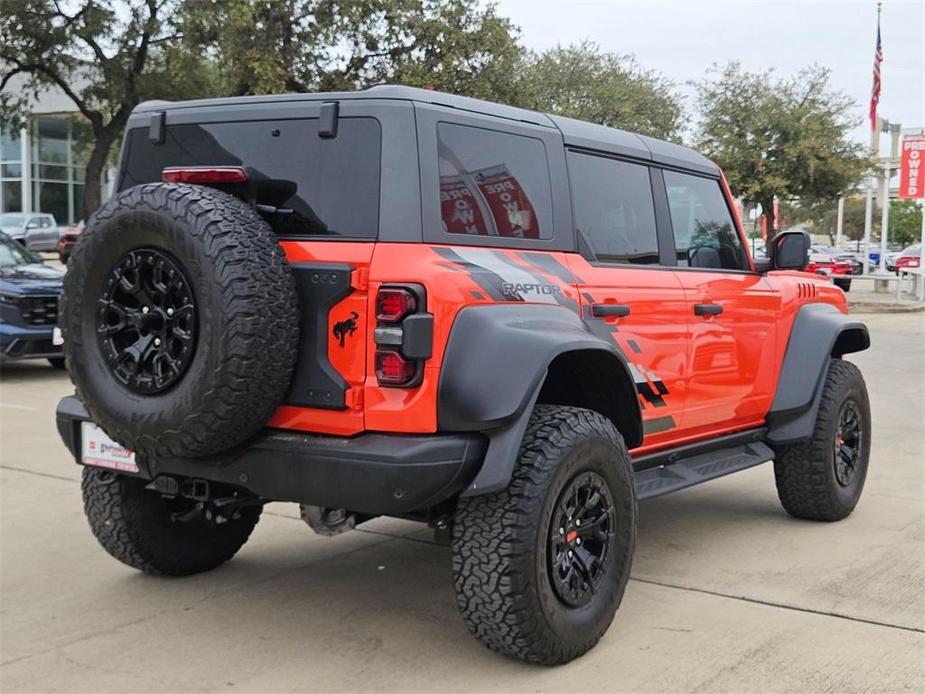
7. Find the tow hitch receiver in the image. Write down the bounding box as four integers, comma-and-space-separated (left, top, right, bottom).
147, 475, 263, 525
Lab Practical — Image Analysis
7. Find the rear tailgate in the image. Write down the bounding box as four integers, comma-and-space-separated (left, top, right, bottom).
268, 241, 373, 436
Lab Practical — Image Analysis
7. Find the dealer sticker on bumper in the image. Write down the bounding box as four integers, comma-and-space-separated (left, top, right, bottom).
81, 422, 138, 473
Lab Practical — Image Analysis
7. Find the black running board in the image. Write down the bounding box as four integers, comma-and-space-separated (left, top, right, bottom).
632, 433, 773, 501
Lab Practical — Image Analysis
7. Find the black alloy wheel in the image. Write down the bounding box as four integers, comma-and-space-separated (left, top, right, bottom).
548, 471, 616, 607
833, 399, 863, 487
97, 248, 197, 394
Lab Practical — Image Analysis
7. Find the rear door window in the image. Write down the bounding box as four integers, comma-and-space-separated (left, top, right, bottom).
437, 123, 553, 240
664, 171, 747, 270
567, 152, 659, 264
121, 118, 381, 238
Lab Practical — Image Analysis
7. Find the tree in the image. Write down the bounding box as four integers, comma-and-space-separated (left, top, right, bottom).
1, 1, 220, 217
693, 62, 870, 240
889, 199, 923, 248
179, 0, 523, 101
515, 42, 684, 141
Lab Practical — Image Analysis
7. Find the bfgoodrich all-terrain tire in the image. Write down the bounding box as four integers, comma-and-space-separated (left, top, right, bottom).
452, 405, 636, 665
82, 467, 261, 576
61, 183, 299, 458
774, 359, 871, 521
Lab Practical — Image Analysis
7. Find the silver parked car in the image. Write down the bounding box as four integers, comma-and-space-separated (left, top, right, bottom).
0, 213, 60, 252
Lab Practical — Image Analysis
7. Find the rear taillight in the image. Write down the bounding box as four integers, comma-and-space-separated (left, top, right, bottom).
375, 350, 417, 385
376, 287, 417, 322
161, 167, 248, 184
373, 285, 432, 388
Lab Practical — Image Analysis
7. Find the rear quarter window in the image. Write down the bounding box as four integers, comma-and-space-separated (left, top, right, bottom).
437, 123, 554, 240
120, 118, 381, 239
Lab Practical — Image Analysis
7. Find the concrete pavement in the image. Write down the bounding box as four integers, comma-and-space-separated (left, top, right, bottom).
1, 311, 923, 692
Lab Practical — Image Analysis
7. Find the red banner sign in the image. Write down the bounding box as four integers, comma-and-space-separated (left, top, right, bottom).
899, 134, 925, 199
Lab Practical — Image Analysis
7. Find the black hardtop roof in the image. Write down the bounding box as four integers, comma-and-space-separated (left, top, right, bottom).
134, 84, 717, 176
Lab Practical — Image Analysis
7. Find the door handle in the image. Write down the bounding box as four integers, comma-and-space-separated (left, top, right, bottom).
592, 303, 631, 318
693, 303, 723, 316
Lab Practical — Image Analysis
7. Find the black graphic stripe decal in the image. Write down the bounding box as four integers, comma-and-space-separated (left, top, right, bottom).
432, 247, 513, 302
643, 415, 676, 435
517, 252, 582, 285
491, 251, 580, 313
637, 382, 668, 408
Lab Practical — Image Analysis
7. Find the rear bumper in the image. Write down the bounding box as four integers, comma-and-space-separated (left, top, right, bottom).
56, 396, 486, 515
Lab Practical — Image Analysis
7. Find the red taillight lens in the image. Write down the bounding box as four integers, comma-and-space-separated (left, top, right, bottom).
161, 167, 248, 184
376, 288, 417, 322
375, 349, 417, 385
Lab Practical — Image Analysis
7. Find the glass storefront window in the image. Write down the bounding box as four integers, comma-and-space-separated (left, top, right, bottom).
73, 184, 85, 222
35, 119, 69, 164
38, 164, 69, 181
1, 129, 21, 161
1, 118, 105, 223
35, 181, 68, 224
1, 181, 23, 213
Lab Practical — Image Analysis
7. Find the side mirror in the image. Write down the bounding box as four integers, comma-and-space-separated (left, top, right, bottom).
770, 230, 810, 271
25, 220, 40, 230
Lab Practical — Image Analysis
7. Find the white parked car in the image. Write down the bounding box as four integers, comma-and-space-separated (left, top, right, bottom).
0, 213, 60, 252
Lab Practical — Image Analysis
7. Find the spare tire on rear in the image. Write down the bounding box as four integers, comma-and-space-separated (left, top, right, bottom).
62, 183, 299, 458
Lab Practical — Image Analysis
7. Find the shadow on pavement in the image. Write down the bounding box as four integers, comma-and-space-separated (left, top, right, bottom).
0, 360, 70, 384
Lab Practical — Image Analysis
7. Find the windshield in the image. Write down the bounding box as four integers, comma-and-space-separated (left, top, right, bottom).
0, 234, 40, 267
0, 214, 26, 230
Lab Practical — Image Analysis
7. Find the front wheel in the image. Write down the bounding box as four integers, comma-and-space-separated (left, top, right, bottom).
452, 405, 637, 665
82, 467, 261, 576
773, 360, 871, 521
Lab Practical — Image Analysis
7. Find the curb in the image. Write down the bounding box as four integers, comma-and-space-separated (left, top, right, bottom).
848, 302, 925, 314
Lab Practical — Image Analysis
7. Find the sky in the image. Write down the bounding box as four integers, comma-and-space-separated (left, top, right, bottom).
495, 0, 924, 154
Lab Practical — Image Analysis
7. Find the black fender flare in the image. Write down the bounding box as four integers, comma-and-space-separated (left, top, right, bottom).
766, 303, 870, 445
437, 303, 641, 496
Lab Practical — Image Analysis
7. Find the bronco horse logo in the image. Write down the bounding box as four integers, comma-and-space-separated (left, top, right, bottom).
333, 311, 360, 347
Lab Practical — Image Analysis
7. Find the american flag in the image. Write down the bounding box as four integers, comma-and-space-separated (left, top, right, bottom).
870, 18, 883, 131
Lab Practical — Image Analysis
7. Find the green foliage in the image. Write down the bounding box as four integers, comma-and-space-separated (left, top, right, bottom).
0, 0, 223, 215
693, 62, 870, 236
179, 0, 523, 100
514, 42, 684, 141
890, 199, 923, 248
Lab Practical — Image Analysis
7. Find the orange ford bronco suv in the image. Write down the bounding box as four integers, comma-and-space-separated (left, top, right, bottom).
56, 86, 871, 665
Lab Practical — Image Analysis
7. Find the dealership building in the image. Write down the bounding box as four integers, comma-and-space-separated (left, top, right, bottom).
1, 77, 114, 226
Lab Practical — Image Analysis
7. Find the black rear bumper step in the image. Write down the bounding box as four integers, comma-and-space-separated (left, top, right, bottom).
633, 438, 773, 500
56, 396, 486, 515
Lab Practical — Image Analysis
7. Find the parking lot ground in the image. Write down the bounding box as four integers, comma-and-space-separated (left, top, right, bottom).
1, 311, 923, 693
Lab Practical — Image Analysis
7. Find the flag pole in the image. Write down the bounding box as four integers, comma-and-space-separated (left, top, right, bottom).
862, 1, 882, 275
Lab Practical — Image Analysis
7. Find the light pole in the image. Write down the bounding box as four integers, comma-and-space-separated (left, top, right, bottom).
878, 120, 902, 273
862, 121, 879, 274
836, 195, 845, 247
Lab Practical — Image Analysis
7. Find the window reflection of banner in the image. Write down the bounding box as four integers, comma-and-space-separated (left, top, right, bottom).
440, 175, 489, 235
440, 165, 540, 239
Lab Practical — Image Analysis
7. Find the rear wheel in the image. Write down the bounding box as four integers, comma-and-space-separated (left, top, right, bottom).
81, 467, 261, 576
774, 360, 870, 521
452, 405, 636, 665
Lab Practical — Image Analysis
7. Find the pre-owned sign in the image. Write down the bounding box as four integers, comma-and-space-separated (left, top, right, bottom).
899, 134, 925, 199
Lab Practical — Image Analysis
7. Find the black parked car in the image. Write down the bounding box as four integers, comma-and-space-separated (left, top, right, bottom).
0, 231, 65, 368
